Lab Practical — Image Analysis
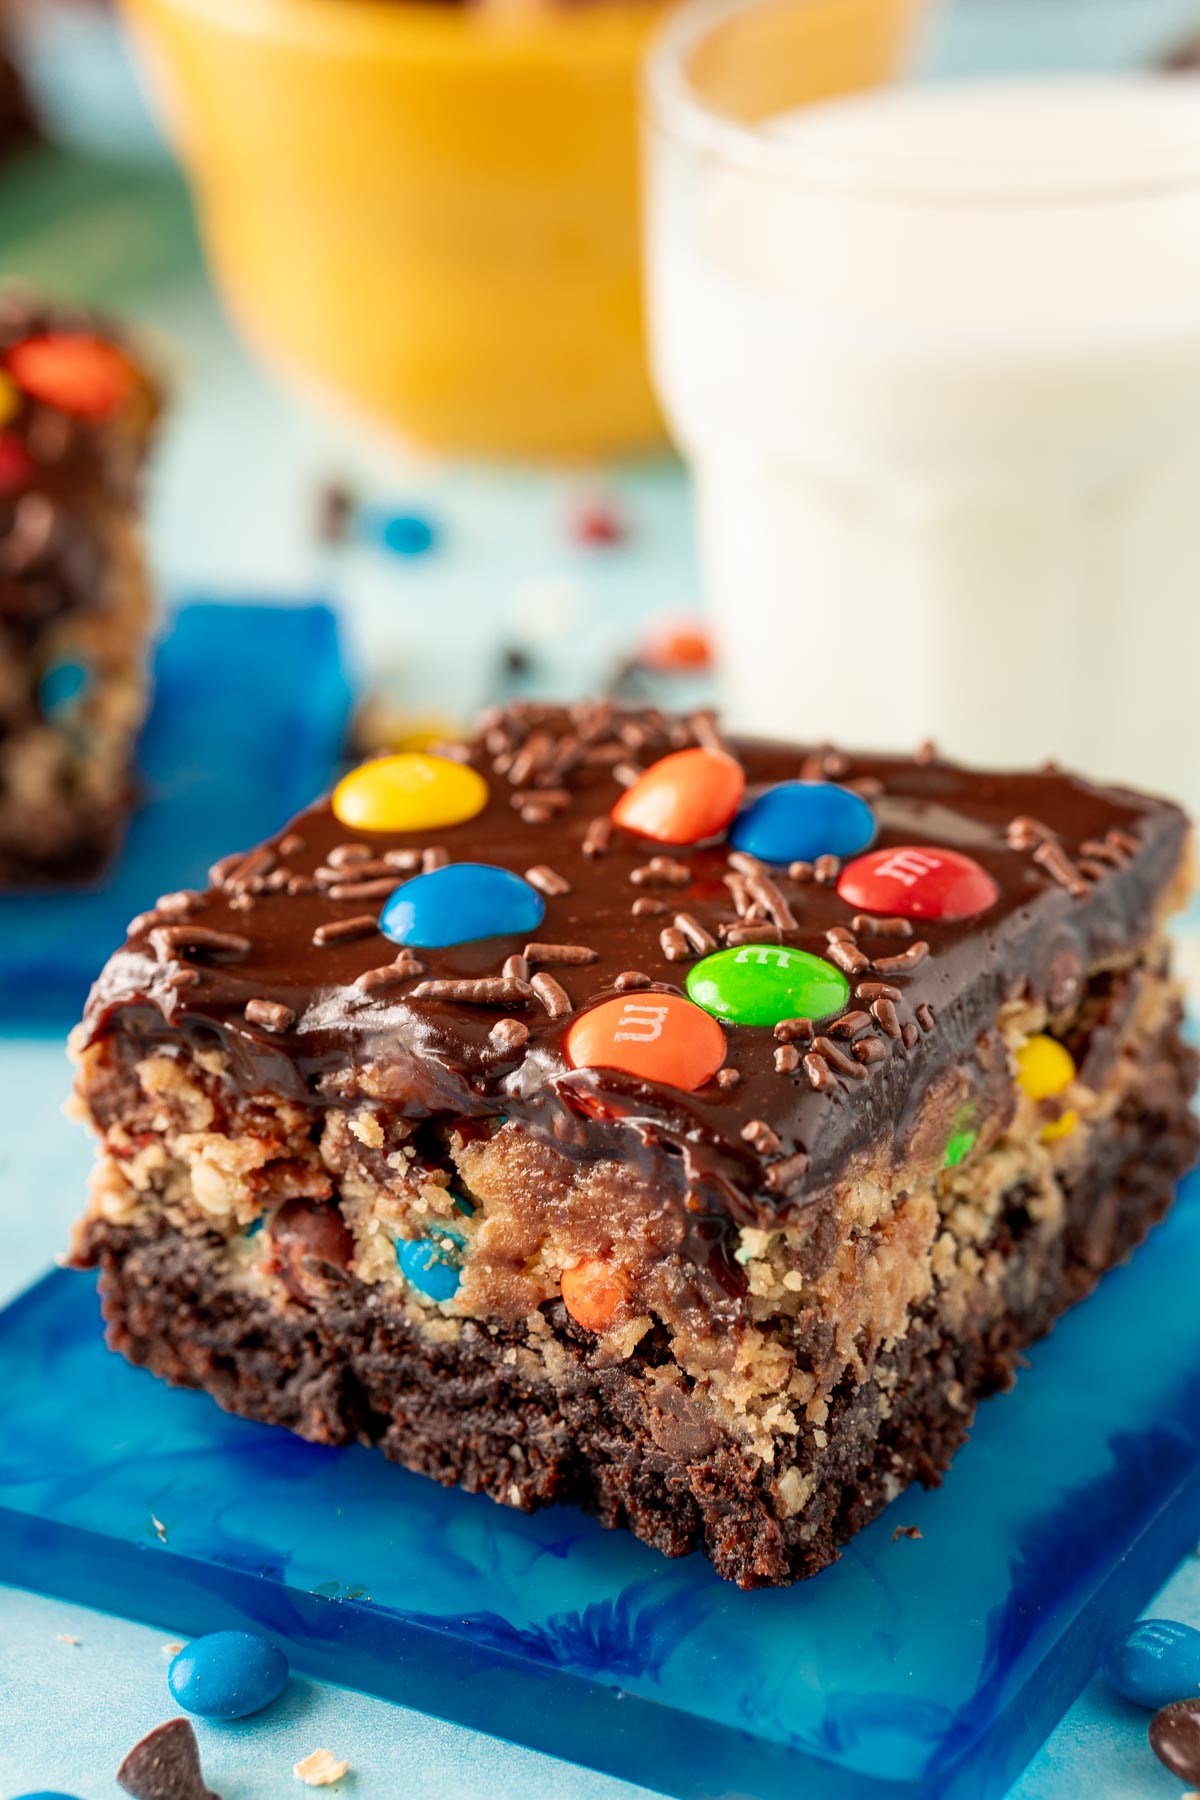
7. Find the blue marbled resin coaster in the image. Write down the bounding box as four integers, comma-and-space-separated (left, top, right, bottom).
1, 1182, 1198, 1800
0, 601, 351, 1021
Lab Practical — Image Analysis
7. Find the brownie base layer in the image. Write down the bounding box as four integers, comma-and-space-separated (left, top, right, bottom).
81, 1041, 1198, 1589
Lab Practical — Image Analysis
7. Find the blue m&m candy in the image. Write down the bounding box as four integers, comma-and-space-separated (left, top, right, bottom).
380, 863, 544, 950
38, 659, 90, 718
730, 781, 874, 866
13, 1792, 82, 1798
686, 943, 849, 1028
1101, 1619, 1200, 1710
366, 506, 438, 558
167, 1630, 289, 1719
397, 1226, 465, 1302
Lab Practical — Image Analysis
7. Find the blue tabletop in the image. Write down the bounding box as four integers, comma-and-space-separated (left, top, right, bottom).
4, 4, 1200, 1795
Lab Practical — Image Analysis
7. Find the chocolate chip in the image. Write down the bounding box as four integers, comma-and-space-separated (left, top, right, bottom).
117, 1718, 221, 1800
268, 1200, 355, 1306
1149, 1698, 1200, 1782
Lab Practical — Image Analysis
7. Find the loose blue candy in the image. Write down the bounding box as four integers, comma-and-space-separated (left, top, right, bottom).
167, 1629, 289, 1720
730, 781, 875, 866
38, 659, 90, 718
397, 1226, 465, 1302
380, 862, 545, 950
13, 1792, 83, 1798
368, 507, 438, 558
1101, 1618, 1200, 1710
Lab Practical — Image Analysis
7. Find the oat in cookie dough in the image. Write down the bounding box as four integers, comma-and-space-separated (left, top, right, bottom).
0, 292, 160, 886
70, 705, 1198, 1587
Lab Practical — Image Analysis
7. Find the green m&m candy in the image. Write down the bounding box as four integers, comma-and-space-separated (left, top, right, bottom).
685, 943, 849, 1028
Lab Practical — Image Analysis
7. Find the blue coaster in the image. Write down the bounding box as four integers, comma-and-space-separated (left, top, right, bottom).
0, 602, 351, 1024
2, 1177, 1199, 1800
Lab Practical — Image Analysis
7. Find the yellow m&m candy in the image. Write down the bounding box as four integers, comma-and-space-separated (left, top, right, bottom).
1016, 1033, 1078, 1143
0, 371, 18, 429
332, 753, 488, 834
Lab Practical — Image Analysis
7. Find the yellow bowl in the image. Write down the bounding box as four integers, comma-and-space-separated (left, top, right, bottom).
120, 0, 920, 457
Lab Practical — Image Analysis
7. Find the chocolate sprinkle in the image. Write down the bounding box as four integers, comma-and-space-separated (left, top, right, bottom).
725, 923, 783, 948
524, 942, 597, 966
490, 1018, 530, 1051
825, 940, 872, 975
245, 999, 296, 1033
873, 942, 930, 975
312, 915, 379, 947
774, 1018, 813, 1043
355, 961, 423, 993
774, 1044, 801, 1074
852, 914, 913, 938
526, 864, 571, 897
149, 925, 251, 964
660, 926, 690, 962
531, 971, 573, 1019
411, 976, 535, 1007
1032, 839, 1089, 899
811, 1036, 868, 1081
871, 997, 902, 1039
741, 1119, 781, 1154
674, 911, 717, 954
614, 971, 652, 991
764, 1150, 810, 1191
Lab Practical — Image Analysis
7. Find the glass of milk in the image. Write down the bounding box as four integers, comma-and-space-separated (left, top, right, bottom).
644, 2, 1200, 809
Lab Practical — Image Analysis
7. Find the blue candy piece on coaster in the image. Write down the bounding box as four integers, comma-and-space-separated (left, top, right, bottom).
730, 781, 875, 866
1101, 1618, 1200, 1710
13, 1792, 83, 1798
397, 1227, 465, 1302
380, 862, 545, 949
369, 508, 438, 558
38, 659, 90, 717
167, 1629, 289, 1719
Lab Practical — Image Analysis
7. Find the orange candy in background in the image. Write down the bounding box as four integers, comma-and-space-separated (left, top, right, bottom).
611, 747, 744, 846
5, 334, 136, 421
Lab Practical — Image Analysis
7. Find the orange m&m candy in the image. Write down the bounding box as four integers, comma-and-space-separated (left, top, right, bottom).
561, 1257, 630, 1332
564, 992, 725, 1092
611, 747, 743, 846
5, 334, 136, 421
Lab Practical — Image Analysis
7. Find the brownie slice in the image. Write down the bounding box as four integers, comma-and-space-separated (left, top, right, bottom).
0, 293, 160, 886
69, 705, 1198, 1586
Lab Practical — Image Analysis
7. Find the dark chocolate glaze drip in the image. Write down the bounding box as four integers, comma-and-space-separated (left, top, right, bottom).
81, 705, 1189, 1241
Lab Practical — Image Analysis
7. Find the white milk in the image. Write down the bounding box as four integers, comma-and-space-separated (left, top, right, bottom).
646, 74, 1200, 808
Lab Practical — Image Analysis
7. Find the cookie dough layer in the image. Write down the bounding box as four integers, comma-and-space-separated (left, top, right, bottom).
76, 999, 1197, 1587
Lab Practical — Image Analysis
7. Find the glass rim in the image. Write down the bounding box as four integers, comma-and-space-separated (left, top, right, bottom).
642, 0, 1200, 208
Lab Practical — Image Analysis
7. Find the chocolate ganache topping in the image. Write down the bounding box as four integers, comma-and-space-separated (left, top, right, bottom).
81, 703, 1189, 1232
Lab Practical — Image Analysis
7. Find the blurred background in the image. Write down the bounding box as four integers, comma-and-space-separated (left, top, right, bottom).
2, 0, 1200, 810
4, 10, 1200, 1795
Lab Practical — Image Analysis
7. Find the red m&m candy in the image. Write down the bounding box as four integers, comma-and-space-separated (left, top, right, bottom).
565, 992, 725, 1091
611, 747, 744, 846
838, 846, 998, 921
0, 431, 32, 494
5, 333, 136, 421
